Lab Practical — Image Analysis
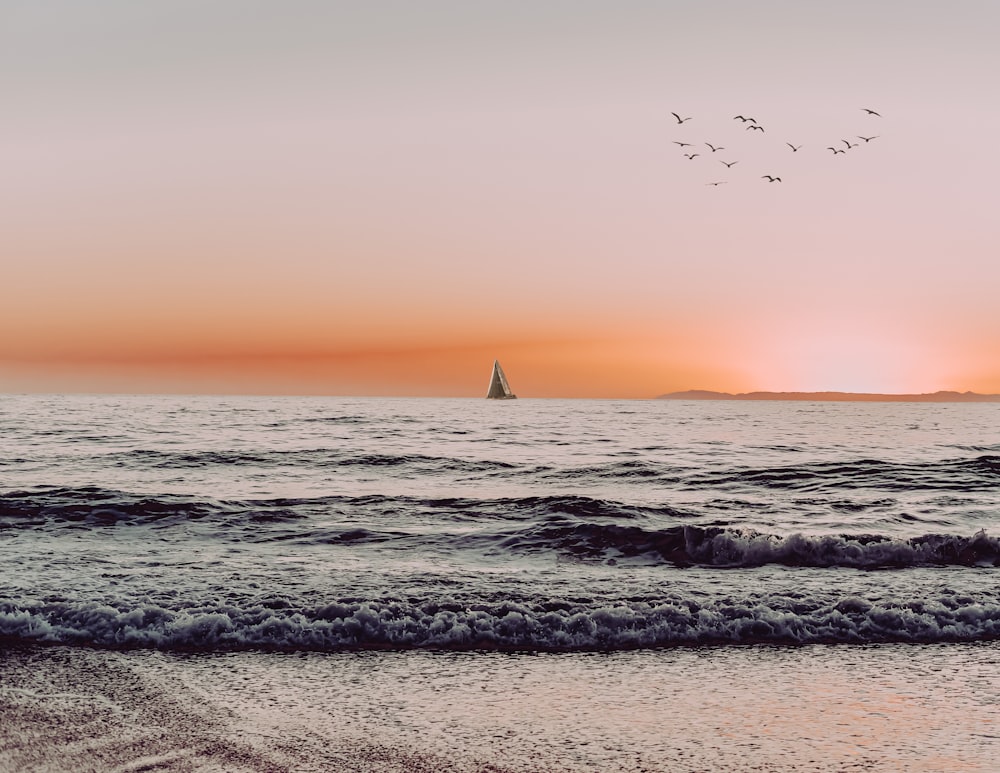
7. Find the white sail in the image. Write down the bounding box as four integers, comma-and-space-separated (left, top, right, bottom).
486, 359, 517, 399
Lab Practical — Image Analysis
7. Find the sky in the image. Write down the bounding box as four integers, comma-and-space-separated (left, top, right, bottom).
3, 1, 999, 397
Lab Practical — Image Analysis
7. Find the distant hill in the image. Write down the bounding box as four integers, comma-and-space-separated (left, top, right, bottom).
657, 390, 1000, 403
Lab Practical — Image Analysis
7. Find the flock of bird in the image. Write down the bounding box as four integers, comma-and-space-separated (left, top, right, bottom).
670, 108, 882, 186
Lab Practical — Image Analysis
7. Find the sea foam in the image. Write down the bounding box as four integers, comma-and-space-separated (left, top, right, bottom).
3, 594, 998, 651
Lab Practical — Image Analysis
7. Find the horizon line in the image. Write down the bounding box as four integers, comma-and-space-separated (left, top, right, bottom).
3, 388, 1000, 402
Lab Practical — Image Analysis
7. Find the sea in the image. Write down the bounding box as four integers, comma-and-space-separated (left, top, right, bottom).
1, 394, 998, 772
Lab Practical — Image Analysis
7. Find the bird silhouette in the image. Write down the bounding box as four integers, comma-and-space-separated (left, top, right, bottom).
747, 125, 765, 132
684, 153, 700, 160
827, 147, 845, 154
861, 108, 881, 117
673, 141, 693, 147
762, 175, 782, 182
672, 112, 693, 124
720, 160, 738, 168
733, 115, 757, 123
857, 135, 879, 143
786, 143, 802, 152
706, 181, 728, 186
705, 143, 725, 152
841, 139, 859, 149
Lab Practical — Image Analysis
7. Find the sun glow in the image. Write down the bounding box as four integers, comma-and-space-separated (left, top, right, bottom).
748, 324, 937, 394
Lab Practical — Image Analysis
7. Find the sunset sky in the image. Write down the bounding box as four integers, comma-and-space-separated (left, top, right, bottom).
3, 1, 999, 397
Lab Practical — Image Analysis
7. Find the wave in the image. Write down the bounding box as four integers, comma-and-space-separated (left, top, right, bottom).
2, 487, 996, 568
547, 459, 673, 480
0, 488, 686, 530
948, 443, 1000, 453
685, 455, 1000, 492
9, 448, 1000, 495
0, 486, 313, 529
500, 522, 1000, 568
530, 455, 1000, 492
252, 522, 1000, 568
97, 448, 520, 475
2, 594, 997, 652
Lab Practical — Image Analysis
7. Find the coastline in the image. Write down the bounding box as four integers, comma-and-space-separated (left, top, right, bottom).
657, 390, 1000, 402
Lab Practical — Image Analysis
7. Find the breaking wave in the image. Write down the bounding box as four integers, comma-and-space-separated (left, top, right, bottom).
2, 594, 998, 652
501, 522, 1000, 568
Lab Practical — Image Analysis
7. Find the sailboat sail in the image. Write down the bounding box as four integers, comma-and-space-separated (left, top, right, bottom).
486, 360, 517, 399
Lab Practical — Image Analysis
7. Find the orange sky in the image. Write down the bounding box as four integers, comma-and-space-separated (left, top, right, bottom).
3, 2, 999, 397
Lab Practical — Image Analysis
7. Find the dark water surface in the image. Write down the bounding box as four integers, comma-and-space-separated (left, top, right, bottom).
2, 395, 998, 651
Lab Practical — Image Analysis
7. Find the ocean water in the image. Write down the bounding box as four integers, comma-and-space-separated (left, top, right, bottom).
1, 395, 999, 771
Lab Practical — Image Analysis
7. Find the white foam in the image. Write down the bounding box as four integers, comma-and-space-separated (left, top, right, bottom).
3, 595, 999, 651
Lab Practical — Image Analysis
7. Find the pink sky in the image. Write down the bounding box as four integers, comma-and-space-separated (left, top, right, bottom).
3, 2, 999, 396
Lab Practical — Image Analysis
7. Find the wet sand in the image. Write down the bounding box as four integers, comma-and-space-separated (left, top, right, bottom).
0, 646, 493, 773
2, 643, 998, 772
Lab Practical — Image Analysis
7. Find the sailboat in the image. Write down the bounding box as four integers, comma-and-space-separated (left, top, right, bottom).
486, 359, 517, 400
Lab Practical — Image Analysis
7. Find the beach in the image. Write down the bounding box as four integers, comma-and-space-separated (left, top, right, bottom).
2, 642, 998, 772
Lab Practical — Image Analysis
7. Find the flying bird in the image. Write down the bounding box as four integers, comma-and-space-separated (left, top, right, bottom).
786, 143, 802, 152
827, 147, 845, 154
672, 112, 693, 124
720, 160, 738, 168
857, 135, 879, 143
761, 175, 782, 183
733, 115, 757, 123
861, 108, 881, 117
747, 124, 765, 132
841, 139, 859, 149
706, 181, 728, 186
684, 153, 700, 160
673, 141, 693, 147
705, 143, 725, 152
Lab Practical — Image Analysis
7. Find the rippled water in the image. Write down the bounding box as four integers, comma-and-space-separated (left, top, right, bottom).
1, 395, 998, 650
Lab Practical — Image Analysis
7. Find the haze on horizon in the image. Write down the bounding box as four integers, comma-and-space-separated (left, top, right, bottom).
3, 1, 999, 398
